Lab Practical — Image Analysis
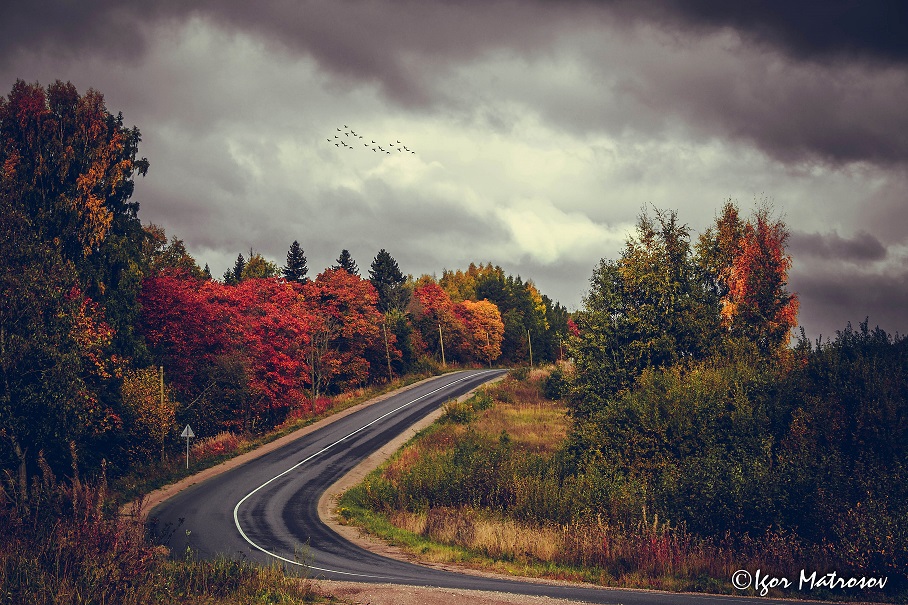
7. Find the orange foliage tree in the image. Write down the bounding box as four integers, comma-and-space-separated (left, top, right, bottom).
454, 299, 504, 365
719, 207, 799, 351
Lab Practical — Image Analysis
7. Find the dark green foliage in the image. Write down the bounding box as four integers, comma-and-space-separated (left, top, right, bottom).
282, 240, 308, 283
0, 80, 150, 476
231, 253, 246, 284
570, 208, 722, 418
333, 249, 359, 276
566, 324, 908, 585
385, 308, 418, 375
541, 367, 568, 400
369, 249, 409, 313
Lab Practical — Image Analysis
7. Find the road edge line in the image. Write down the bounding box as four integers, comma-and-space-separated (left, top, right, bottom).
126, 372, 464, 518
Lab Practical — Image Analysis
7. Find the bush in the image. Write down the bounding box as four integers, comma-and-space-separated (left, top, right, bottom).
542, 367, 568, 400
509, 367, 529, 381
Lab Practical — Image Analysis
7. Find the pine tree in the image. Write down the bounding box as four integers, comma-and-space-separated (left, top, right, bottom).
203, 263, 212, 280
369, 249, 409, 313
333, 249, 359, 276
283, 240, 308, 283
232, 253, 246, 284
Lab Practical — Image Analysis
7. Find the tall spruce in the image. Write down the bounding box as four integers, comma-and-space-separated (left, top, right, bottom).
369, 249, 408, 313
333, 249, 359, 276
282, 241, 308, 283
230, 253, 246, 284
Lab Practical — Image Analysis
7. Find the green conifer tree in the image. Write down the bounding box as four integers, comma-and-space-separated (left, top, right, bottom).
283, 240, 309, 283
369, 249, 409, 313
231, 253, 246, 283
333, 249, 359, 276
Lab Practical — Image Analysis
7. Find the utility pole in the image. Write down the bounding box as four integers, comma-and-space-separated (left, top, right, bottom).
438, 323, 446, 367
159, 366, 165, 462
486, 331, 492, 367
382, 320, 393, 381
527, 329, 533, 367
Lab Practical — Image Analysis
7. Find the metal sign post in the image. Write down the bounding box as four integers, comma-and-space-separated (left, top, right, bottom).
181, 425, 195, 469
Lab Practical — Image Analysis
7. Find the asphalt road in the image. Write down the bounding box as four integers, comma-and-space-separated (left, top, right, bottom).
149, 370, 793, 604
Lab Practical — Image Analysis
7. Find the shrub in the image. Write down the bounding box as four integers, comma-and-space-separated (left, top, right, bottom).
542, 367, 568, 400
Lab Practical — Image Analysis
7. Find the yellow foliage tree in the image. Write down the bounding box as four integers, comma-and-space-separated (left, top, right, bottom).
121, 367, 176, 462
457, 299, 505, 365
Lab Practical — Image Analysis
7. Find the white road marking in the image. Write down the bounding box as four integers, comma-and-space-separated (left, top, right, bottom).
233, 370, 497, 578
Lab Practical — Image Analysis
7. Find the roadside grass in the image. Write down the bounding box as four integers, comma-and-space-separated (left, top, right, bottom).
0, 457, 335, 605
337, 366, 894, 601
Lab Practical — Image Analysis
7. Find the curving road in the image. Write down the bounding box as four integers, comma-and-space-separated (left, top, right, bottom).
149, 370, 792, 604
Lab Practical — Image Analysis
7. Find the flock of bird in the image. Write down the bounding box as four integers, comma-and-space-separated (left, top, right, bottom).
326, 125, 416, 155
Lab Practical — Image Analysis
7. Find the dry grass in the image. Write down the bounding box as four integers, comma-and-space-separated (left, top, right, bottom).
341, 366, 902, 600
476, 373, 569, 455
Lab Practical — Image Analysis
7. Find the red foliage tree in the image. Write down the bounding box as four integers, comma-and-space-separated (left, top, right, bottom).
409, 282, 469, 363
721, 208, 799, 351
301, 269, 389, 395
230, 278, 313, 426
138, 270, 233, 397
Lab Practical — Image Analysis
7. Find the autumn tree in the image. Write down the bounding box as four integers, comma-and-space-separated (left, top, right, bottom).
722, 208, 799, 351
0, 79, 149, 476
696, 201, 744, 302
369, 249, 409, 313
120, 366, 176, 463
241, 252, 280, 280
570, 208, 720, 416
302, 269, 388, 395
283, 240, 308, 283
696, 202, 799, 353
409, 282, 465, 363
333, 249, 360, 276
144, 224, 204, 279
455, 299, 505, 365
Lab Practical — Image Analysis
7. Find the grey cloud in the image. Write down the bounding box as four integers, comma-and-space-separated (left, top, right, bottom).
791, 265, 908, 340
622, 1, 908, 66
7, 1, 908, 168
790, 230, 888, 263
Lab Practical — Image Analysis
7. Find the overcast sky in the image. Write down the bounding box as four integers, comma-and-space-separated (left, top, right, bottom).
3, 1, 906, 340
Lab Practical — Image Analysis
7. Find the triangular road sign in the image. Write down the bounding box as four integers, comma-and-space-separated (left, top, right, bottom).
181, 425, 195, 438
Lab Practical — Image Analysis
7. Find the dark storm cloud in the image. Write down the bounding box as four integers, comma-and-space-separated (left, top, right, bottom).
791, 265, 908, 340
0, 1, 157, 67
7, 0, 908, 167
2, 0, 589, 106
790, 230, 888, 263
628, 1, 908, 65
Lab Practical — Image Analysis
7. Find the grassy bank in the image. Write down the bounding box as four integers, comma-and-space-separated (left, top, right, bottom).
0, 457, 334, 605
337, 367, 900, 602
